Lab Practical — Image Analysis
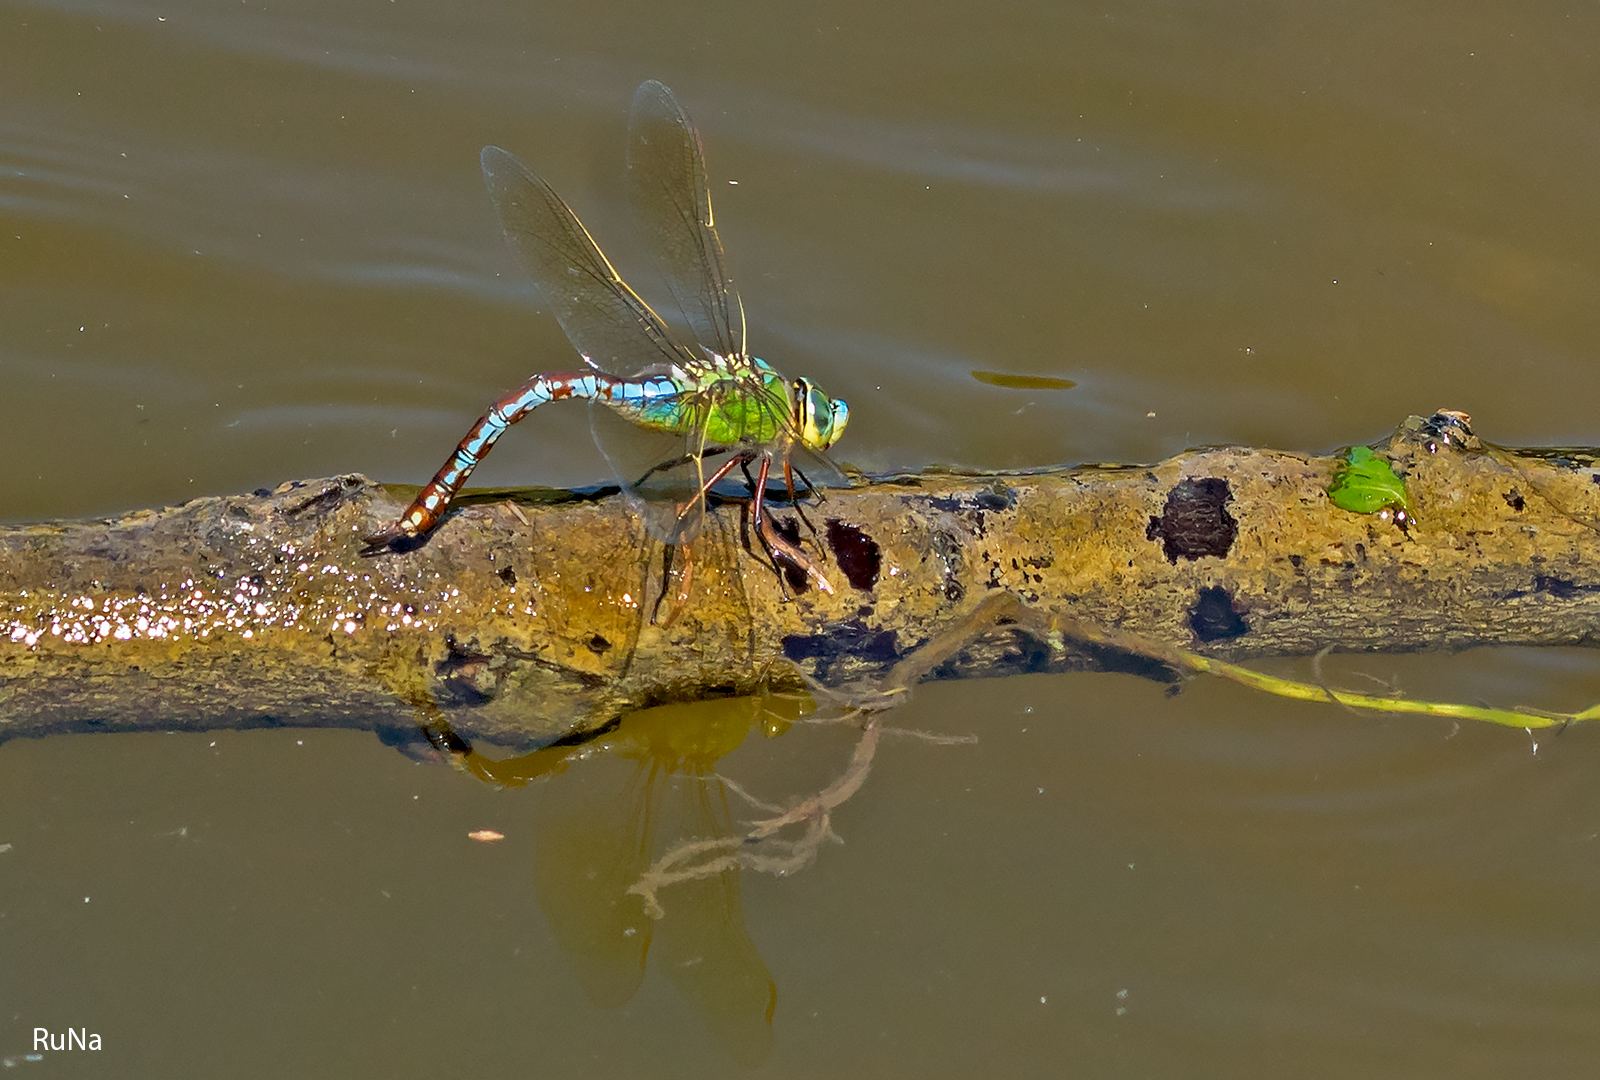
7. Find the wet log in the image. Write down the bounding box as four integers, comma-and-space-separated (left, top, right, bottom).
4, 413, 1600, 747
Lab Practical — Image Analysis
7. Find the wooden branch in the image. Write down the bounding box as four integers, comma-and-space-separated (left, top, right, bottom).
5, 412, 1600, 747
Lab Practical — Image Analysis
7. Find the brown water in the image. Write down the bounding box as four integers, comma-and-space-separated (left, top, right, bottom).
6, 0, 1600, 1074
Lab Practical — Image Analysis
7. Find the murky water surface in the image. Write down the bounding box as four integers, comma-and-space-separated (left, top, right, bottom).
6, 0, 1600, 1074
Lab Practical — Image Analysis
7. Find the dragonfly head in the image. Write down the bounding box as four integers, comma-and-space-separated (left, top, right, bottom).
793, 378, 849, 451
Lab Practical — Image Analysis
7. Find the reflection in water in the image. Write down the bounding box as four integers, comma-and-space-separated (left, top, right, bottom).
426, 696, 802, 1066
401, 599, 1009, 1063
532, 699, 782, 1067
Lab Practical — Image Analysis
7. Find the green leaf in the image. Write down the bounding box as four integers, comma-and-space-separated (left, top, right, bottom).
1327, 446, 1411, 516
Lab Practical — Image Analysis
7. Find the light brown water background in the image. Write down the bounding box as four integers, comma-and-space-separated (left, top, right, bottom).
6, 1, 1600, 1075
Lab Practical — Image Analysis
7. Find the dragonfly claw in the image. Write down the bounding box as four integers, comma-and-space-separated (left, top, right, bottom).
360, 524, 424, 556
757, 514, 834, 595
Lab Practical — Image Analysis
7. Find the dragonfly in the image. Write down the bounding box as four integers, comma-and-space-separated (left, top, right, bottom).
363, 80, 850, 597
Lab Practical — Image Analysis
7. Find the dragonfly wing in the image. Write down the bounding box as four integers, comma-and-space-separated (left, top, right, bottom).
626, 80, 745, 364
656, 773, 775, 1068
776, 439, 851, 494
595, 398, 726, 547
532, 756, 658, 1009
481, 144, 694, 375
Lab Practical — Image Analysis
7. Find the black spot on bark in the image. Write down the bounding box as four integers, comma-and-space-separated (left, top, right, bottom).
587, 633, 612, 654
974, 487, 1016, 512
1147, 478, 1238, 563
1503, 488, 1525, 512
927, 484, 1014, 536
1534, 576, 1597, 600
782, 621, 900, 681
497, 566, 517, 586
1189, 585, 1248, 642
825, 519, 881, 591
434, 636, 497, 706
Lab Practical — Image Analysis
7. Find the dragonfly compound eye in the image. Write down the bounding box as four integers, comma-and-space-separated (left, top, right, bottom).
820, 393, 849, 448
795, 379, 847, 450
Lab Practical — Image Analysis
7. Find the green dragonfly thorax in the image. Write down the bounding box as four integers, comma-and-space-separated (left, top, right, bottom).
633, 355, 847, 455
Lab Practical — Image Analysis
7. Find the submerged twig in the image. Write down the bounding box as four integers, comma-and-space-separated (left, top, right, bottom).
1177, 650, 1584, 730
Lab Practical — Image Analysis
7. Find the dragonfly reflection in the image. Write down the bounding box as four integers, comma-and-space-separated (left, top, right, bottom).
431, 695, 798, 1066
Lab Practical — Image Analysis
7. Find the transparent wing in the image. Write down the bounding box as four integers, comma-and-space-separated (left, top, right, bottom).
594, 404, 728, 547
481, 144, 695, 375
655, 772, 775, 1067
626, 80, 745, 365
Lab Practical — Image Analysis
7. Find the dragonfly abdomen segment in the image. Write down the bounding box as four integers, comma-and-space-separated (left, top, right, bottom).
596, 374, 698, 435
365, 370, 644, 548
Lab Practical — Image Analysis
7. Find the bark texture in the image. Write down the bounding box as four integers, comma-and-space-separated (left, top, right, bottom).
5, 414, 1600, 747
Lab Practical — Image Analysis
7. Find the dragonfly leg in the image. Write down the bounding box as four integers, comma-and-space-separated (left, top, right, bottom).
672, 451, 752, 540
631, 446, 731, 489
790, 462, 825, 502
783, 458, 825, 545
743, 455, 824, 553
735, 457, 782, 583
650, 453, 746, 624
363, 371, 612, 553
657, 540, 694, 628
649, 545, 675, 623
750, 454, 834, 595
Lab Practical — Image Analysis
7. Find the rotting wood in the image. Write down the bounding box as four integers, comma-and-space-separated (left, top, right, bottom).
5, 412, 1600, 748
